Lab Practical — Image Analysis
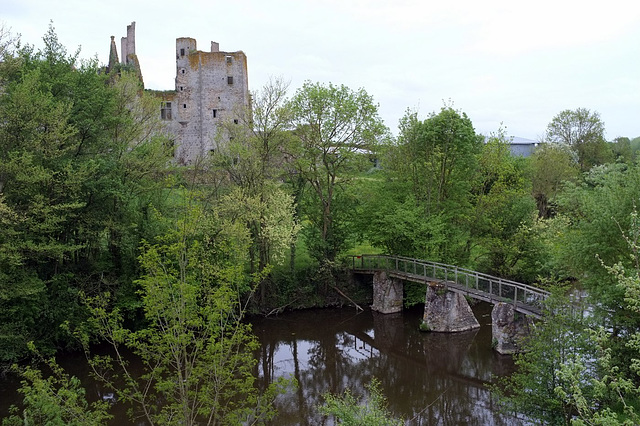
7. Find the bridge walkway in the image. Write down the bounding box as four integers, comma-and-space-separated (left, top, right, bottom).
350, 254, 549, 318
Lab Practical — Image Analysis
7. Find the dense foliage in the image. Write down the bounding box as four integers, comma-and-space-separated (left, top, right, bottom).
3, 24, 640, 425
0, 25, 170, 363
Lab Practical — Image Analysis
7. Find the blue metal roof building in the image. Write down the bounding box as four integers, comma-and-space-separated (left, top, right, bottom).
507, 136, 541, 157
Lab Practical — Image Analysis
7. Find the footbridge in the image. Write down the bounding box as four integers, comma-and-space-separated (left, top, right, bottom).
350, 255, 551, 353
350, 254, 549, 317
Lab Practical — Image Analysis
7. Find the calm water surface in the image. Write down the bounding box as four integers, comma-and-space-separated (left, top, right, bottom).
252, 303, 526, 425
1, 303, 525, 425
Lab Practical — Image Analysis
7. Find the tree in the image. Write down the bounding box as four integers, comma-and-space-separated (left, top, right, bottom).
0, 36, 85, 361
319, 378, 403, 425
555, 163, 640, 307
630, 136, 640, 157
289, 81, 387, 263
469, 129, 537, 280
355, 178, 437, 258
503, 211, 640, 425
611, 136, 633, 163
387, 106, 482, 263
0, 24, 171, 362
546, 108, 612, 172
0, 24, 20, 83
552, 166, 640, 408
82, 199, 290, 425
530, 142, 580, 218
211, 77, 299, 307
494, 289, 597, 425
396, 107, 481, 213
2, 345, 112, 426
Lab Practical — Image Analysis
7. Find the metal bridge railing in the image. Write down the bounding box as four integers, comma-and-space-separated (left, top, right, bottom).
350, 254, 550, 313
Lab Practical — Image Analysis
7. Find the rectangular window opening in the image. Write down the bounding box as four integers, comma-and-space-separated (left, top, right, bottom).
227, 76, 233, 85
160, 102, 172, 120
212, 109, 217, 118
226, 55, 232, 64
180, 48, 185, 56
183, 104, 187, 109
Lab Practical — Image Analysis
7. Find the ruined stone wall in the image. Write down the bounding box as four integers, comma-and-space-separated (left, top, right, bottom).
120, 21, 136, 65
171, 38, 249, 164
109, 24, 249, 164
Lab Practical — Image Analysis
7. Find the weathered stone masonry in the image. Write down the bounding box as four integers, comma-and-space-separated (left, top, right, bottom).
109, 22, 249, 164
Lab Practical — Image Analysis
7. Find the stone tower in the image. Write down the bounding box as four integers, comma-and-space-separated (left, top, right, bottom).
108, 24, 249, 164
106, 22, 143, 83
120, 22, 136, 65
165, 38, 250, 164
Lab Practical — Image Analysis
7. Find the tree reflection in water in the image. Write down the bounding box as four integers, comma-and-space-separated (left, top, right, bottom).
252, 303, 527, 425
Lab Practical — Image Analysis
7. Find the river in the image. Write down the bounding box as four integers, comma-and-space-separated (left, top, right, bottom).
252, 303, 525, 425
0, 303, 526, 425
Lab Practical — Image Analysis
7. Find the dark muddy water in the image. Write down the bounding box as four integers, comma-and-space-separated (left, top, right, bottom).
0, 303, 525, 425
252, 303, 526, 425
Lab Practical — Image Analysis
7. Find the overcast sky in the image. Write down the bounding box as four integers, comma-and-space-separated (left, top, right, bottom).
3, 0, 640, 140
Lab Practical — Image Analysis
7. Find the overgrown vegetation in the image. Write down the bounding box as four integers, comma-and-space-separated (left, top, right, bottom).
3, 23, 640, 424
318, 378, 403, 425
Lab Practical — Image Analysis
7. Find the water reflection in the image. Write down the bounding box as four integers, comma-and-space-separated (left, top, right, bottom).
1, 303, 525, 425
252, 303, 525, 425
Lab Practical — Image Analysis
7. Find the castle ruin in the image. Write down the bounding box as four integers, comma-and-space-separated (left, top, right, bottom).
108, 22, 249, 164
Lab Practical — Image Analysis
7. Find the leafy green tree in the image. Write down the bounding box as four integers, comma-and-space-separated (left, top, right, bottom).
2, 345, 111, 426
494, 289, 597, 425
630, 136, 640, 157
319, 378, 403, 425
82, 199, 290, 425
0, 24, 170, 362
611, 136, 633, 163
556, 163, 640, 307
553, 163, 640, 402
289, 81, 387, 263
394, 107, 482, 213
0, 38, 85, 360
530, 142, 580, 218
211, 77, 299, 306
355, 178, 436, 258
470, 130, 537, 280
386, 106, 482, 263
0, 24, 21, 82
522, 211, 640, 425
546, 108, 612, 172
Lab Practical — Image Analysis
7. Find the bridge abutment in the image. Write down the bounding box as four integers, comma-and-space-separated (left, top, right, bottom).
371, 271, 403, 314
421, 282, 480, 332
491, 302, 533, 354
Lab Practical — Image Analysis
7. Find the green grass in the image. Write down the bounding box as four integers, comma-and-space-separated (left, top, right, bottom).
342, 241, 383, 257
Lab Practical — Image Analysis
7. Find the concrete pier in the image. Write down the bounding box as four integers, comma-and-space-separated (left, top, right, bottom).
422, 281, 480, 332
371, 271, 403, 314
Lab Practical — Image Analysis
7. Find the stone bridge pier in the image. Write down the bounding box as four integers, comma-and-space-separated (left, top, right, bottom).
491, 302, 533, 354
422, 281, 480, 332
371, 275, 532, 354
371, 271, 403, 314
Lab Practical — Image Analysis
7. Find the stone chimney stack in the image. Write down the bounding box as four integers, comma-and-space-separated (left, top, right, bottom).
211, 41, 219, 52
120, 21, 136, 64
107, 35, 119, 73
